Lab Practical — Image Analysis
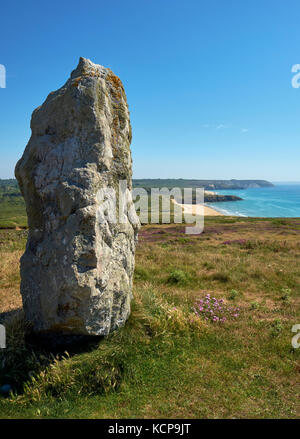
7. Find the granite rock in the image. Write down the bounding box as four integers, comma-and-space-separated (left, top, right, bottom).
15, 57, 140, 336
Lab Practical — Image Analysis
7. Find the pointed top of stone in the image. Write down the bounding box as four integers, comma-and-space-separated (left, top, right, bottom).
70, 57, 107, 80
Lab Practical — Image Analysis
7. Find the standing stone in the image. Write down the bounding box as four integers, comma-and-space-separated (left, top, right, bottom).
15, 57, 140, 337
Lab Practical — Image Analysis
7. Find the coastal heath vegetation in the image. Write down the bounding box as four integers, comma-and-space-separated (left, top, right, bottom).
0, 217, 299, 418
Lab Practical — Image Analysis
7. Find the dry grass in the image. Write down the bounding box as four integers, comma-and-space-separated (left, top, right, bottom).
0, 251, 22, 315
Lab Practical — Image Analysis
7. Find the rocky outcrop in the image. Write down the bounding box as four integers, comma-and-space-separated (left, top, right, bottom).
204, 192, 242, 202
15, 57, 140, 337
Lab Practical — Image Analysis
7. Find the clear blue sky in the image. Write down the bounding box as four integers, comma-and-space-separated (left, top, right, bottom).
1, 0, 300, 181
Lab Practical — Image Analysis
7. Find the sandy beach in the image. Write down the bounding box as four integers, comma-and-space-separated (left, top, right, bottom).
173, 200, 224, 216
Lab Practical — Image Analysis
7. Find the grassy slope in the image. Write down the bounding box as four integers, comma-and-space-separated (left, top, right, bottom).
0, 200, 27, 229
0, 181, 27, 228
0, 218, 299, 418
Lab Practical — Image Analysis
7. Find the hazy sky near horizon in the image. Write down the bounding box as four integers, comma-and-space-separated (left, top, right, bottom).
1, 0, 300, 181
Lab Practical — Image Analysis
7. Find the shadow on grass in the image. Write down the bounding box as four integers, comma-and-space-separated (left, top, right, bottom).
0, 309, 21, 325
0, 309, 104, 395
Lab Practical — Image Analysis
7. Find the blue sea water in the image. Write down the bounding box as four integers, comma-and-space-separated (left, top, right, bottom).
206, 183, 300, 218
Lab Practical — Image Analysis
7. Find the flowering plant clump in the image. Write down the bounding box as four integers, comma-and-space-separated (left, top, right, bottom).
193, 293, 240, 323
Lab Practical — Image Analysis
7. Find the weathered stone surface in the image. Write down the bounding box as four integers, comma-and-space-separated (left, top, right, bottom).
15, 57, 140, 336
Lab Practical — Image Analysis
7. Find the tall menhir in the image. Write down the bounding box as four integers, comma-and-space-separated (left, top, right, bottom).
15, 58, 140, 338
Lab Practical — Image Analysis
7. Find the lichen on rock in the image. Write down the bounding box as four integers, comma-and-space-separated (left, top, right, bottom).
15, 57, 140, 337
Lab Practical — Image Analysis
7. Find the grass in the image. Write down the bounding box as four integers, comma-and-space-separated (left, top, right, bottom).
0, 181, 27, 228
0, 218, 299, 418
0, 200, 27, 229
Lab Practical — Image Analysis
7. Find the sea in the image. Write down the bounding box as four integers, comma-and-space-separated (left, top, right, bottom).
206, 183, 300, 218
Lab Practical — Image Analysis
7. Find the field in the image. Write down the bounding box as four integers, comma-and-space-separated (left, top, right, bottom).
0, 181, 26, 229
0, 217, 299, 418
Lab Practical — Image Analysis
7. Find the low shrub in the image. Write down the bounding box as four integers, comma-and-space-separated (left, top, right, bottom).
250, 301, 260, 310
167, 269, 188, 285
280, 288, 292, 304
228, 289, 239, 300
270, 319, 283, 337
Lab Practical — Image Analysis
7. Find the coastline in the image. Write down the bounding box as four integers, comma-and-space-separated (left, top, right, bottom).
203, 204, 225, 216
210, 184, 300, 218
173, 199, 225, 216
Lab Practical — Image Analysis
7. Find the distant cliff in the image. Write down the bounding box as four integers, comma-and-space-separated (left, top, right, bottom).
133, 179, 274, 190
202, 179, 274, 190
1, 177, 273, 193
0, 178, 267, 204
